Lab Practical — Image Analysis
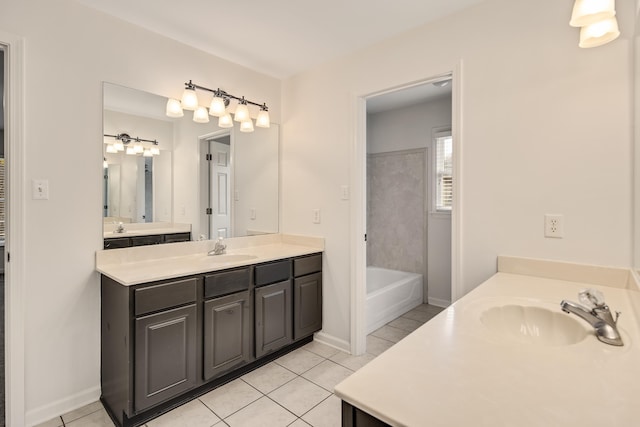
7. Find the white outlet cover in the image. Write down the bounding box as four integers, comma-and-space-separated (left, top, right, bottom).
544, 214, 564, 238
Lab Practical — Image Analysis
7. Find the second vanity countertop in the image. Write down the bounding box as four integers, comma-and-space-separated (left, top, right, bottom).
334, 256, 640, 427
96, 233, 324, 286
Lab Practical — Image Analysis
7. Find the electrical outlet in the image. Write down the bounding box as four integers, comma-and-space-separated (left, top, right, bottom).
312, 209, 321, 224
544, 214, 564, 238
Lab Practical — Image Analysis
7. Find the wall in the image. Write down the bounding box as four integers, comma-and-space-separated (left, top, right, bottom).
0, 0, 280, 424
367, 97, 453, 305
282, 0, 634, 347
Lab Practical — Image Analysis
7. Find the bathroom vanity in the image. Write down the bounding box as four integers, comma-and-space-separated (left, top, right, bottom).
97, 234, 323, 427
335, 256, 640, 427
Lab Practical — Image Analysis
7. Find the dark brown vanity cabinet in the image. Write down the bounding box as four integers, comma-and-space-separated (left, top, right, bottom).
203, 268, 253, 381
293, 254, 323, 340
104, 232, 191, 249
254, 260, 293, 358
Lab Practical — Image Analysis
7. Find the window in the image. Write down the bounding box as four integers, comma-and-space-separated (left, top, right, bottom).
433, 131, 453, 212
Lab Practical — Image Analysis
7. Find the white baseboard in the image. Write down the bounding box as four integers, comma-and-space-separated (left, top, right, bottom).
26, 385, 101, 427
313, 331, 351, 353
428, 296, 451, 308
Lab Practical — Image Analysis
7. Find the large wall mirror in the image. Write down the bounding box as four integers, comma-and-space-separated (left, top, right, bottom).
103, 82, 279, 241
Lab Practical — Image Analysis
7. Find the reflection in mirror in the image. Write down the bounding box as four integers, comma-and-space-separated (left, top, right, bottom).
102, 82, 279, 240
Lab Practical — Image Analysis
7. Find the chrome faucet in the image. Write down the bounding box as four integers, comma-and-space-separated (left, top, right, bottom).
560, 289, 623, 346
114, 222, 126, 234
208, 237, 227, 256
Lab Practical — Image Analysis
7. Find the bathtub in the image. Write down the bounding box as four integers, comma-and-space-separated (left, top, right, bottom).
366, 267, 424, 334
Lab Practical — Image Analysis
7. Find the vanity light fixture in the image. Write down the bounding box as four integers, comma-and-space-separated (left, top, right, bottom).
569, 0, 619, 48
104, 133, 161, 156
166, 80, 270, 131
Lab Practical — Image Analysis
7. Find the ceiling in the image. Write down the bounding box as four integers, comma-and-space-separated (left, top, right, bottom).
76, 0, 484, 79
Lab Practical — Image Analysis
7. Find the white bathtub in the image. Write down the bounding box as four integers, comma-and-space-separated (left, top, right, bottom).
366, 267, 423, 334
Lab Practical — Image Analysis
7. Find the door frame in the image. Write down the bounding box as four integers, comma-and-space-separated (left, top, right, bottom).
1, 31, 26, 426
349, 65, 463, 355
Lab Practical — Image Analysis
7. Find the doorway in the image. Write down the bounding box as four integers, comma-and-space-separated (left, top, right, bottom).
199, 133, 232, 240
0, 44, 5, 427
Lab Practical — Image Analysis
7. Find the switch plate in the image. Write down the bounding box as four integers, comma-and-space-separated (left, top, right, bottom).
32, 179, 49, 200
544, 214, 564, 238
312, 209, 321, 224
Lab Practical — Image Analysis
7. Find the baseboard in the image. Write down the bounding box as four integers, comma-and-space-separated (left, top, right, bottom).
313, 331, 351, 353
428, 297, 451, 308
26, 384, 101, 427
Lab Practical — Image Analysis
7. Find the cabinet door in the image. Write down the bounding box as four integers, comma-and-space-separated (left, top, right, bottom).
255, 280, 292, 358
204, 291, 252, 381
135, 304, 197, 412
294, 272, 322, 340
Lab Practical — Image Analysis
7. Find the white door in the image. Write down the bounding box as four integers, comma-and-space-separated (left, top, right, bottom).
210, 140, 231, 238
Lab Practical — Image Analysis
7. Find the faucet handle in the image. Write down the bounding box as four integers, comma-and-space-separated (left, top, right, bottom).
579, 289, 606, 309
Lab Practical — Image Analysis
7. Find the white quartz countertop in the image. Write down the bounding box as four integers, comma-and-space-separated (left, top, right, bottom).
103, 222, 191, 239
334, 257, 640, 427
96, 234, 324, 286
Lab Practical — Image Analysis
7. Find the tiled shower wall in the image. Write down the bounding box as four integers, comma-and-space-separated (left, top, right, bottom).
367, 149, 426, 276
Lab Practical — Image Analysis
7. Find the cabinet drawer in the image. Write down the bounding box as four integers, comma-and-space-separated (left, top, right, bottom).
294, 254, 322, 277
255, 260, 291, 287
204, 268, 251, 299
103, 237, 131, 250
135, 278, 198, 316
164, 232, 191, 243
131, 235, 163, 246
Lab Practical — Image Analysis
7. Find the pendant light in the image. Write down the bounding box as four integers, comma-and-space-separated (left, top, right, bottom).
218, 112, 234, 128
579, 16, 620, 47
570, 0, 616, 27
256, 105, 270, 128
209, 92, 227, 117
181, 81, 199, 110
165, 98, 184, 117
240, 120, 254, 133
234, 98, 250, 122
105, 144, 118, 154
193, 106, 210, 123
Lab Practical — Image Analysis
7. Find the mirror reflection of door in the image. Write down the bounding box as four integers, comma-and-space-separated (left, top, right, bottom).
202, 135, 232, 239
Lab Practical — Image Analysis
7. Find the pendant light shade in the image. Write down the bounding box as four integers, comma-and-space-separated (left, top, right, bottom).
126, 146, 136, 155
256, 108, 270, 128
218, 112, 234, 128
234, 100, 250, 122
150, 147, 160, 156
579, 16, 620, 47
166, 98, 184, 117
570, 0, 615, 27
181, 87, 199, 110
113, 141, 125, 152
105, 144, 118, 154
134, 144, 144, 154
143, 148, 153, 157
209, 95, 227, 117
193, 106, 210, 123
240, 120, 254, 133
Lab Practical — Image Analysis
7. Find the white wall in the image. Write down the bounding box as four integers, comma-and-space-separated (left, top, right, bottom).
0, 0, 280, 424
367, 97, 453, 305
282, 0, 634, 346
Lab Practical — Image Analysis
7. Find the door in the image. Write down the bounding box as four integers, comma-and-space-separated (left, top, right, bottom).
294, 272, 322, 340
134, 304, 197, 411
203, 291, 252, 380
202, 136, 232, 239
255, 280, 292, 358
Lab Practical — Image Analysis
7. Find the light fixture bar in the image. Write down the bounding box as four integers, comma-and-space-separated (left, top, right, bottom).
184, 80, 268, 110
104, 133, 159, 146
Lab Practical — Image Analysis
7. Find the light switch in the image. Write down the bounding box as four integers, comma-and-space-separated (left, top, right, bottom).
32, 179, 49, 200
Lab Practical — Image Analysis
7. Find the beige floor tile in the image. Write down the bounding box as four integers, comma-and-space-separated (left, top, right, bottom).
365, 334, 394, 356
387, 316, 423, 332
301, 395, 342, 427
34, 417, 63, 427
371, 325, 410, 343
241, 362, 297, 394
301, 360, 353, 392
268, 377, 331, 417
66, 408, 115, 427
200, 379, 262, 419
147, 399, 220, 427
329, 351, 376, 372
61, 401, 104, 424
275, 348, 325, 374
224, 396, 296, 427
401, 308, 433, 323
302, 341, 340, 359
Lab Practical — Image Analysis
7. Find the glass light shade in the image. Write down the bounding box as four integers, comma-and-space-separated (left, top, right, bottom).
126, 146, 136, 155
255, 109, 270, 128
134, 144, 144, 154
143, 148, 153, 157
150, 147, 160, 155
193, 106, 210, 123
181, 88, 199, 110
234, 103, 250, 122
105, 144, 118, 154
218, 112, 234, 128
579, 17, 620, 48
240, 119, 254, 133
113, 141, 125, 152
209, 96, 227, 117
166, 98, 184, 117
570, 0, 615, 27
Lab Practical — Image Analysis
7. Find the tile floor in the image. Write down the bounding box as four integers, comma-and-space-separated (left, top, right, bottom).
36, 304, 444, 427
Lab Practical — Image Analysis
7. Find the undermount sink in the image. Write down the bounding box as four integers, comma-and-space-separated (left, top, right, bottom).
480, 304, 589, 346
207, 254, 258, 263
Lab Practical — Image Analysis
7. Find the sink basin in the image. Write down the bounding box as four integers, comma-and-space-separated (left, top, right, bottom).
207, 254, 258, 263
480, 304, 589, 346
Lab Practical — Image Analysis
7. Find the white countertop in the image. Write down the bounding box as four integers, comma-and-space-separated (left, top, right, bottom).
103, 222, 191, 239
96, 233, 324, 286
334, 257, 640, 427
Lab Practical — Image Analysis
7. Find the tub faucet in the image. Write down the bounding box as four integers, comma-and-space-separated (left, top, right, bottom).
208, 237, 226, 256
560, 289, 623, 346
